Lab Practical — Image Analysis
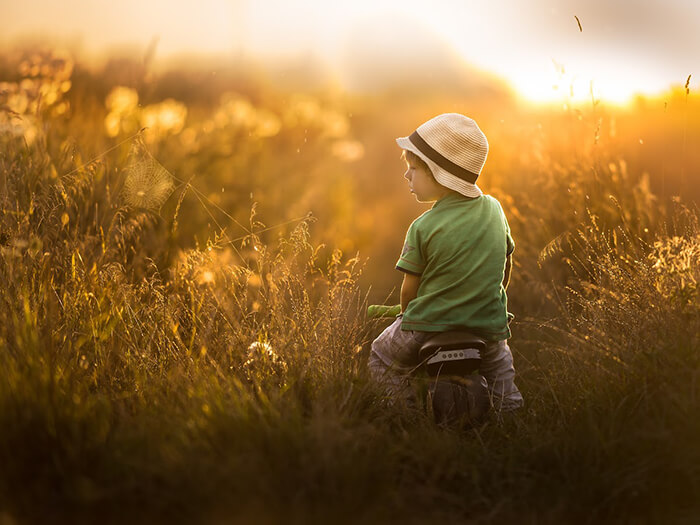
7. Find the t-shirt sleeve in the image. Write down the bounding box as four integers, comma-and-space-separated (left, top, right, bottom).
505, 216, 515, 256
396, 221, 426, 275
504, 213, 515, 256
496, 199, 515, 256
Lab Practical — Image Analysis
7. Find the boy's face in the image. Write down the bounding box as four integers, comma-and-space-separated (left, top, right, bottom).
403, 158, 448, 203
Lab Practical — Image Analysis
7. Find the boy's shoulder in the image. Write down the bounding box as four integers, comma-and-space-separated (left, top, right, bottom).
477, 193, 504, 209
424, 193, 502, 220
411, 208, 433, 225
461, 194, 507, 217
409, 194, 505, 229
408, 194, 508, 238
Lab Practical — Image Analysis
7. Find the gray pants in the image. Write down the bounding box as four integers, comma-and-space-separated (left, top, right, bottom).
369, 317, 524, 412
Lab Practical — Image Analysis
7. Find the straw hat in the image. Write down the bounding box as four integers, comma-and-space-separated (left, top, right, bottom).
396, 113, 488, 198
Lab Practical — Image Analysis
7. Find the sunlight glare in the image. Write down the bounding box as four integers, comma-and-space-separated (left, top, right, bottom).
5, 0, 692, 106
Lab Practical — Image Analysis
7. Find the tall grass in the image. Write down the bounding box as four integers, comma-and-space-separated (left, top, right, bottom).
0, 49, 699, 523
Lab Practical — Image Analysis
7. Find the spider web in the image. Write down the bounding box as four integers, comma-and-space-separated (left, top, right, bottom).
121, 138, 175, 211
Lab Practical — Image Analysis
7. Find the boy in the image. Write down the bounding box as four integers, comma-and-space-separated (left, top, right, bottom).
368, 113, 523, 412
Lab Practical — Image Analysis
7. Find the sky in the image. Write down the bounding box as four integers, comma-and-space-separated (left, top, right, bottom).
3, 0, 699, 104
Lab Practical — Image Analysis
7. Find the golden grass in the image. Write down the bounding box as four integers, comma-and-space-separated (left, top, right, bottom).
0, 47, 699, 523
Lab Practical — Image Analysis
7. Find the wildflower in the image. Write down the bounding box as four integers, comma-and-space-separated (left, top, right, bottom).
141, 98, 188, 142
104, 86, 139, 137
649, 234, 700, 306
243, 340, 288, 386
332, 140, 365, 162
253, 110, 281, 138
197, 270, 215, 285
106, 86, 139, 114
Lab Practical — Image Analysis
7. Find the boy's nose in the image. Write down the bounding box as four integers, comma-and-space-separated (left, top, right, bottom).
404, 170, 411, 181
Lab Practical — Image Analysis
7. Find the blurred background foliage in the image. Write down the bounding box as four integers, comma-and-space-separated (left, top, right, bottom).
1, 46, 697, 309
0, 49, 700, 294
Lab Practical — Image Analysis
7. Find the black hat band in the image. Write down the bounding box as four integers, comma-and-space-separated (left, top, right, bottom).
408, 131, 479, 184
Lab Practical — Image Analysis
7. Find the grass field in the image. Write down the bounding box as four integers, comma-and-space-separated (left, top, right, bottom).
0, 48, 699, 524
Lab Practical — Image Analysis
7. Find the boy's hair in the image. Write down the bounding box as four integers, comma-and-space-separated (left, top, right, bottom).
402, 149, 434, 179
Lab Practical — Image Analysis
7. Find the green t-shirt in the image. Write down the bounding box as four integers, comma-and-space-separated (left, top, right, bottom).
396, 193, 515, 340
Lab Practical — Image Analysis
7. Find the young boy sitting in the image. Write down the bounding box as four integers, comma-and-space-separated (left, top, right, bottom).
368, 113, 524, 412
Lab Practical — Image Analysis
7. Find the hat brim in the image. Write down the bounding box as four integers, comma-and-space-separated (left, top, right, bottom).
396, 136, 483, 198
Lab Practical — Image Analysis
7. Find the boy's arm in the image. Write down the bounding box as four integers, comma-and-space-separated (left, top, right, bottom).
503, 253, 512, 290
400, 272, 421, 312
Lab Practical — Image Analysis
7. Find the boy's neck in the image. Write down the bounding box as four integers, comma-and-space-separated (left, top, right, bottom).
431, 190, 477, 207
436, 188, 460, 201
430, 187, 451, 202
